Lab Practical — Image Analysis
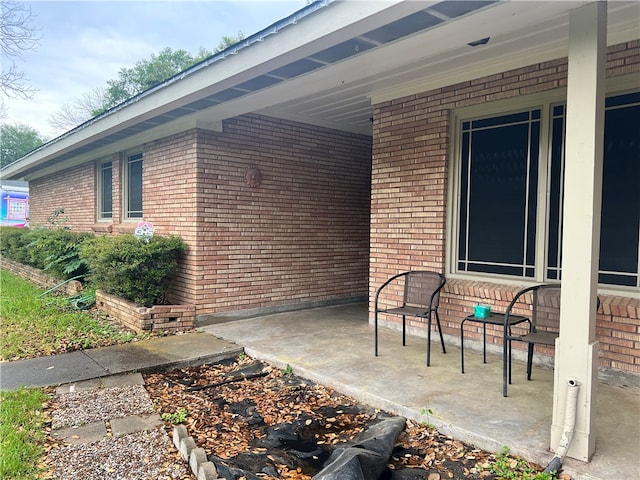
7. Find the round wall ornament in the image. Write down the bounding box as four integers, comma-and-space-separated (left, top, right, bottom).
244, 166, 262, 187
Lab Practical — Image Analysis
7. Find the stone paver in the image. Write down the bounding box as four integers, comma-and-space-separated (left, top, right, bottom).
51, 421, 108, 445
110, 413, 164, 437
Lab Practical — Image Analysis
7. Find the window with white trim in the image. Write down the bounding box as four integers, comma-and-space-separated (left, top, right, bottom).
453, 91, 639, 289
97, 160, 113, 220
124, 152, 143, 219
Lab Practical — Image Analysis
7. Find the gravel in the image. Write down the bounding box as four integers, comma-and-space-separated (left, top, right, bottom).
44, 378, 191, 480
51, 385, 155, 429
46, 428, 189, 480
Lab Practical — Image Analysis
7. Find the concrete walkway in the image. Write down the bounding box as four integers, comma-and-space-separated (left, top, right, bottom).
0, 332, 241, 390
201, 303, 640, 480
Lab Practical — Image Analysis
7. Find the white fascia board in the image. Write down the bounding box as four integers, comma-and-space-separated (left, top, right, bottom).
17, 115, 222, 181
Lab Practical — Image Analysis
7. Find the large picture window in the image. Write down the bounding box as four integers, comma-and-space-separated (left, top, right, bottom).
547, 91, 640, 287
454, 91, 639, 289
124, 152, 143, 219
97, 160, 113, 220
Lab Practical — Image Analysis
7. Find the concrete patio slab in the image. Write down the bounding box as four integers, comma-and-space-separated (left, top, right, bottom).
201, 303, 640, 480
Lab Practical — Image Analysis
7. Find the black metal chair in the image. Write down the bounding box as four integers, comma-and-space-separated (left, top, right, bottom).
503, 284, 560, 396
374, 271, 446, 366
502, 284, 600, 396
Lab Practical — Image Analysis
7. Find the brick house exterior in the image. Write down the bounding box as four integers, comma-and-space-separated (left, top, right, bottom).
3, 2, 639, 458
29, 114, 372, 315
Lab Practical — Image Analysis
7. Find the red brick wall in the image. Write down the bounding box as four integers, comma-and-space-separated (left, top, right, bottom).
141, 131, 200, 305
25, 115, 372, 316
370, 41, 640, 376
194, 114, 372, 314
30, 163, 96, 231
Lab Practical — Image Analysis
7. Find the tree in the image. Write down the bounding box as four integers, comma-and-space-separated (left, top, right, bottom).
0, 122, 47, 168
0, 0, 40, 99
48, 87, 107, 132
49, 32, 245, 129
97, 47, 208, 114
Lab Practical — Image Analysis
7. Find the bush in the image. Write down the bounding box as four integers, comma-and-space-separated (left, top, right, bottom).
26, 227, 92, 279
80, 234, 187, 307
0, 227, 31, 264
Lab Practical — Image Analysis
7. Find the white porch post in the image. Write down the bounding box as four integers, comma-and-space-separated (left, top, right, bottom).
552, 2, 606, 462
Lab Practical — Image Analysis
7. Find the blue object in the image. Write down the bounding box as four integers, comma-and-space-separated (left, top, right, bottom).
474, 304, 491, 318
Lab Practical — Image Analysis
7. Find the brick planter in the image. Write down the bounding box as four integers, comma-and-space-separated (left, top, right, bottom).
95, 290, 195, 334
1, 258, 83, 295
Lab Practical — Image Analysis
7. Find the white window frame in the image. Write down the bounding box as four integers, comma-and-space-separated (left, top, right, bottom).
123, 150, 143, 220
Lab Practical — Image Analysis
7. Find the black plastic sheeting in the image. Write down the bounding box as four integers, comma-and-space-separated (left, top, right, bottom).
313, 416, 406, 480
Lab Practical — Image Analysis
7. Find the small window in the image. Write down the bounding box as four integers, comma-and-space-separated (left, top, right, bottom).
124, 152, 143, 219
456, 109, 541, 278
97, 160, 113, 220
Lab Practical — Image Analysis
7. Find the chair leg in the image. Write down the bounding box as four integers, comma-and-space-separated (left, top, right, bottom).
508, 339, 513, 385
503, 336, 508, 397
527, 343, 534, 380
435, 310, 446, 354
374, 310, 379, 356
426, 314, 432, 367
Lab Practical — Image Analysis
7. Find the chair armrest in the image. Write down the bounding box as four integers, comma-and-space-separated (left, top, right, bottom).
374, 272, 409, 312
503, 285, 540, 332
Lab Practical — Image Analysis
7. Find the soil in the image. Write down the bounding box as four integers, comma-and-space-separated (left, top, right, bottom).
143, 355, 560, 480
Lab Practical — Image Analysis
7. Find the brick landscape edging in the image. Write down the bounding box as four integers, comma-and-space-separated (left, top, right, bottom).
173, 425, 218, 480
95, 290, 195, 334
1, 258, 194, 334
1, 258, 82, 296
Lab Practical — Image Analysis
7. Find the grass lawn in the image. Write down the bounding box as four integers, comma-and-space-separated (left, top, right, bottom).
0, 269, 148, 361
0, 388, 48, 480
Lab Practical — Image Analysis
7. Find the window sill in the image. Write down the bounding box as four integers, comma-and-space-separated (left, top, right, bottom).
92, 223, 113, 233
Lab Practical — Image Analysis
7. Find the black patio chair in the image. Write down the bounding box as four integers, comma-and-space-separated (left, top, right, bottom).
374, 271, 446, 366
502, 284, 599, 397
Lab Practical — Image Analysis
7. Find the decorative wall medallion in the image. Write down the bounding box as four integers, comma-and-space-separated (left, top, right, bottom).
244, 166, 262, 187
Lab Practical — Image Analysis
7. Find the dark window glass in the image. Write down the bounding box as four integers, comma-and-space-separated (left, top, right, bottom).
127, 153, 143, 218
600, 97, 640, 285
547, 92, 640, 287
100, 161, 113, 219
457, 109, 540, 276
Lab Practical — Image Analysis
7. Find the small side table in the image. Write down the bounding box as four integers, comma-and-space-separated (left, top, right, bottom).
460, 312, 529, 373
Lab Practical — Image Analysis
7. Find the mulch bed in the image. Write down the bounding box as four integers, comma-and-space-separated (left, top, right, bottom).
143, 355, 562, 480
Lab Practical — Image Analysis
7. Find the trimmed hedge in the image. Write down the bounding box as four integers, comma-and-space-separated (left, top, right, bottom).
0, 227, 90, 280
80, 234, 187, 307
1, 227, 187, 307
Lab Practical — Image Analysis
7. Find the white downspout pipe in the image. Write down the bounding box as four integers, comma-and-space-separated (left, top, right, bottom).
544, 378, 580, 474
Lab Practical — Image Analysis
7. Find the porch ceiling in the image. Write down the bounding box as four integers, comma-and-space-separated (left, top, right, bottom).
4, 0, 639, 180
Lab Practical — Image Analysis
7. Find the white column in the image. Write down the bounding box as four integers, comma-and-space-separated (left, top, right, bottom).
552, 2, 606, 462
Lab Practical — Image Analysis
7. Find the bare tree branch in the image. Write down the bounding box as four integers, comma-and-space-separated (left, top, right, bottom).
48, 87, 107, 130
0, 0, 41, 99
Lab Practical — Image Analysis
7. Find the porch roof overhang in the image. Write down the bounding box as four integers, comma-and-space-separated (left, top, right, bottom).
2, 0, 638, 181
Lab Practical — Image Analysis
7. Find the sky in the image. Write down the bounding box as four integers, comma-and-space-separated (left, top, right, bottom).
1, 0, 308, 139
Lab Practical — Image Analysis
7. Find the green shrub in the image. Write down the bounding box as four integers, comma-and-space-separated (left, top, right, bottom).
80, 234, 187, 307
26, 228, 92, 279
0, 227, 32, 264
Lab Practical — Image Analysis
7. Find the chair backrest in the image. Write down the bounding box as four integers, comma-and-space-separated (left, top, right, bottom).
404, 271, 445, 309
531, 284, 561, 333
